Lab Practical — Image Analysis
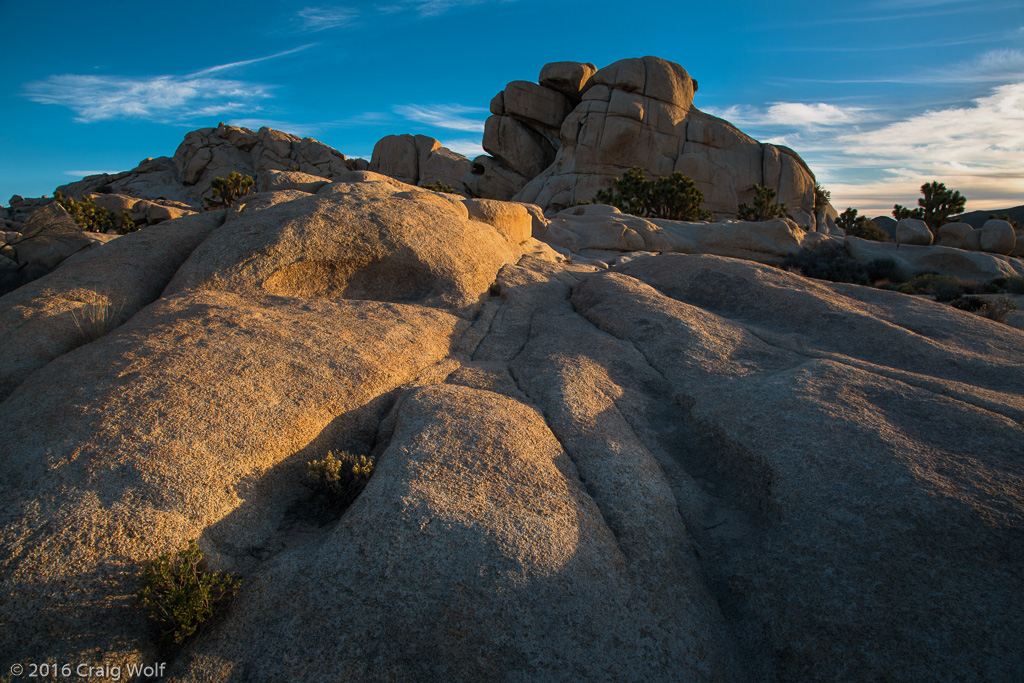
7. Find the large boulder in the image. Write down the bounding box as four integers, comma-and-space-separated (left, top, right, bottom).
936, 222, 973, 249
171, 123, 356, 202
461, 56, 819, 225
538, 61, 598, 103
164, 177, 529, 314
537, 204, 805, 266
9, 203, 91, 272
370, 134, 470, 192
980, 218, 1016, 254
845, 236, 1024, 281
896, 217, 933, 246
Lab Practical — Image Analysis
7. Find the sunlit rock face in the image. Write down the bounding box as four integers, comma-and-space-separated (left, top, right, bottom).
2, 55, 1024, 683
2, 166, 1023, 681
466, 56, 818, 224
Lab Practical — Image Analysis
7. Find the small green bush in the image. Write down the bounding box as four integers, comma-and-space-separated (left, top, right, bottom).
953, 295, 1018, 323
421, 181, 461, 195
137, 541, 241, 645
781, 243, 890, 286
307, 450, 374, 510
898, 274, 966, 300
737, 185, 787, 222
592, 167, 713, 221
53, 192, 134, 233
836, 207, 892, 242
1001, 276, 1024, 295
204, 172, 255, 208
813, 182, 830, 213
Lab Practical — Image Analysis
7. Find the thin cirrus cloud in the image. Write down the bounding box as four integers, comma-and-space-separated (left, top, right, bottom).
810, 82, 1024, 213
20, 46, 317, 124
23, 74, 272, 124
295, 6, 358, 31
707, 102, 872, 128
393, 104, 488, 132
377, 0, 517, 17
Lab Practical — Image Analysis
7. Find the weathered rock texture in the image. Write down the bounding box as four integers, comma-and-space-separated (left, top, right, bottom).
464, 57, 820, 225
2, 62, 1024, 683
370, 134, 470, 193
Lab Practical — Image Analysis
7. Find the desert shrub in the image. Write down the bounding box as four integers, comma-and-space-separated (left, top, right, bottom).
813, 181, 830, 213
737, 184, 787, 222
137, 541, 241, 645
592, 167, 713, 221
836, 207, 892, 242
953, 295, 1018, 323
782, 243, 872, 285
421, 181, 461, 195
54, 191, 134, 233
306, 450, 375, 510
998, 275, 1024, 294
204, 172, 255, 208
865, 258, 900, 284
893, 181, 966, 233
71, 301, 125, 343
897, 273, 972, 301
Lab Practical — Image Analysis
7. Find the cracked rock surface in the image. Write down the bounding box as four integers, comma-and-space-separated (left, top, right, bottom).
1, 175, 1022, 682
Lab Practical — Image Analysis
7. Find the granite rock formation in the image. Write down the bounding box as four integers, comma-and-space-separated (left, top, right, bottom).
465, 57, 820, 227
1, 165, 1022, 682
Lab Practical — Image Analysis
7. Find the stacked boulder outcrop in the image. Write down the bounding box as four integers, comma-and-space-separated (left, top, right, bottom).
464, 57, 821, 228
369, 134, 469, 192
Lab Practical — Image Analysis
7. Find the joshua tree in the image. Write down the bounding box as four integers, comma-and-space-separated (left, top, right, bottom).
893, 181, 965, 233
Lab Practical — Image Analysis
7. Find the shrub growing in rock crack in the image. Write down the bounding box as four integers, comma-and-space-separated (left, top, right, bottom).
136, 540, 241, 646
782, 243, 895, 286
591, 167, 713, 221
306, 450, 375, 511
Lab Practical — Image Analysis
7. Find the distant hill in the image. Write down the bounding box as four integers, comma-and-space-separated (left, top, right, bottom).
956, 204, 1024, 228
872, 204, 1023, 234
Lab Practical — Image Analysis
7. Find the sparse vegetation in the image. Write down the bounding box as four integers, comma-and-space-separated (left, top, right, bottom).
592, 167, 713, 221
813, 181, 830, 213
54, 191, 135, 233
737, 184, 787, 222
896, 274, 996, 301
893, 181, 966, 233
781, 243, 896, 286
1000, 275, 1024, 295
836, 207, 892, 242
952, 295, 1017, 323
306, 450, 375, 510
204, 172, 255, 208
71, 301, 125, 343
422, 181, 462, 195
136, 541, 241, 646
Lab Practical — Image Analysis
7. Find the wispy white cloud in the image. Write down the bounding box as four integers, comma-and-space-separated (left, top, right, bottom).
782, 82, 1024, 215
192, 44, 318, 76
393, 104, 488, 132
377, 0, 517, 17
23, 74, 272, 123
440, 138, 485, 159
20, 47, 321, 124
781, 48, 1024, 85
295, 6, 358, 31
766, 27, 1023, 52
708, 102, 873, 128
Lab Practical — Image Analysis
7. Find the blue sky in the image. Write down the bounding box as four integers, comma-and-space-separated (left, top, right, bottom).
1, 0, 1021, 216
